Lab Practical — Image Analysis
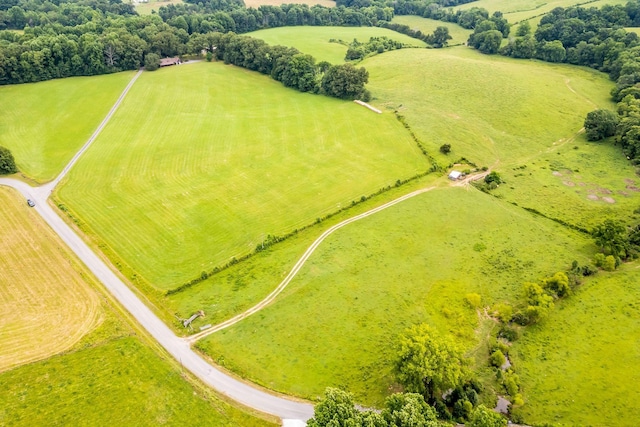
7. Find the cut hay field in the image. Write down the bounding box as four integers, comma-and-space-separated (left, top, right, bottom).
56, 61, 428, 290
391, 16, 472, 45
248, 26, 426, 64
364, 47, 615, 168
0, 187, 101, 372
0, 72, 135, 182
0, 187, 273, 426
511, 265, 640, 425
196, 187, 594, 405
0, 300, 274, 427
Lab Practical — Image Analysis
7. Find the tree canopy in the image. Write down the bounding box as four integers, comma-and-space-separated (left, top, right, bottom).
395, 324, 468, 400
0, 146, 17, 174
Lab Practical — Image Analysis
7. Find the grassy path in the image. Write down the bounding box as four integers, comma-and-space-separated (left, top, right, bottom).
188, 171, 489, 343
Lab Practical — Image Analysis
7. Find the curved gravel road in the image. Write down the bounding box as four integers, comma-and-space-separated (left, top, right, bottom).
2, 64, 490, 425
0, 68, 314, 424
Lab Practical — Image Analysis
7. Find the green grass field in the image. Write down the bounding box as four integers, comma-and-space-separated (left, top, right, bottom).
511, 264, 640, 425
248, 26, 426, 64
453, 0, 628, 24
0, 72, 134, 182
56, 62, 428, 290
196, 187, 594, 405
135, 0, 183, 15
493, 136, 640, 230
0, 331, 275, 426
391, 16, 472, 45
364, 47, 615, 168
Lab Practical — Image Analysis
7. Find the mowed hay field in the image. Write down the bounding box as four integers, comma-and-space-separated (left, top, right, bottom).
197, 187, 594, 405
57, 62, 428, 290
248, 26, 426, 64
511, 266, 640, 425
0, 187, 100, 371
364, 47, 615, 168
0, 286, 275, 426
391, 16, 472, 45
0, 72, 135, 182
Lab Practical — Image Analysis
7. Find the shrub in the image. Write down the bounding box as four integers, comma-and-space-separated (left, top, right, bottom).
490, 350, 506, 368
497, 325, 519, 342
440, 143, 452, 154
603, 255, 616, 271
465, 293, 482, 308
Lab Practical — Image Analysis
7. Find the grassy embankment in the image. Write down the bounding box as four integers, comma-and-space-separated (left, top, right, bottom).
249, 26, 427, 64
0, 187, 275, 426
196, 187, 594, 405
0, 72, 134, 182
56, 61, 429, 292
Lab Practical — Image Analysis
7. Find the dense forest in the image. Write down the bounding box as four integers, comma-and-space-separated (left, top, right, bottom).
0, 0, 474, 86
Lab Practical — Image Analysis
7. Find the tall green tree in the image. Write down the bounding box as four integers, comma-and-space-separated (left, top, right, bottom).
381, 393, 440, 427
307, 388, 362, 427
584, 109, 619, 140
429, 26, 452, 48
0, 145, 18, 174
395, 324, 467, 400
468, 405, 506, 427
592, 219, 630, 259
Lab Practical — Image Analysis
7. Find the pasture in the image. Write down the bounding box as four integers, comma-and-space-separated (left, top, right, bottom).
364, 47, 615, 168
453, 0, 628, 24
0, 321, 275, 426
196, 187, 594, 405
493, 136, 640, 230
0, 72, 134, 182
0, 187, 100, 372
248, 26, 426, 64
391, 16, 472, 46
165, 173, 439, 329
511, 265, 640, 425
56, 61, 428, 290
135, 0, 184, 15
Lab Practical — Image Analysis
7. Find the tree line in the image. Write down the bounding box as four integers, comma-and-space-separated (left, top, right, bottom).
0, 0, 481, 85
209, 31, 370, 99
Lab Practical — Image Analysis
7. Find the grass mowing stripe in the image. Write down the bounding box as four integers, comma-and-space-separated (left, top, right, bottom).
0, 72, 135, 182
58, 62, 428, 290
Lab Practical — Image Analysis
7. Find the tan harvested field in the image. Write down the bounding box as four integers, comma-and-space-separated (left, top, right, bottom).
0, 187, 101, 372
244, 0, 334, 7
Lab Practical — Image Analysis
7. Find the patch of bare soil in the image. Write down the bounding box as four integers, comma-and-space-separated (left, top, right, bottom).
563, 181, 575, 187
587, 194, 600, 201
552, 171, 563, 177
603, 197, 616, 204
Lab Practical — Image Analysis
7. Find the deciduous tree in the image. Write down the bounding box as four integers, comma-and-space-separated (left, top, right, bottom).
0, 145, 17, 174
395, 324, 467, 400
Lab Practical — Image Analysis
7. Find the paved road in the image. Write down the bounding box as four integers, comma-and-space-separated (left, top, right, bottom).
0, 68, 314, 424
